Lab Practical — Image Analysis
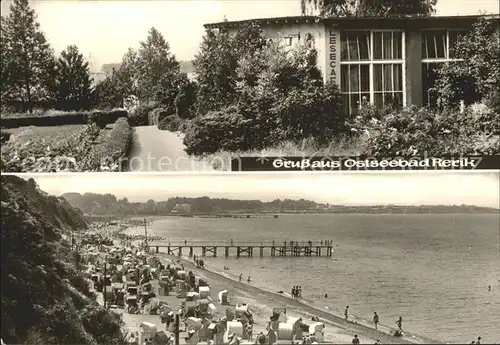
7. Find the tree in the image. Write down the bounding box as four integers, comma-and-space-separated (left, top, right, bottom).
434, 18, 500, 109
117, 48, 139, 97
1, 0, 56, 112
136, 27, 180, 105
53, 45, 94, 110
193, 23, 266, 115
300, 0, 437, 17
94, 49, 139, 109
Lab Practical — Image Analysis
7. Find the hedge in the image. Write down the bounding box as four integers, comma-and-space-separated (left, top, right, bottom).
127, 104, 157, 126
88, 117, 133, 171
0, 109, 128, 129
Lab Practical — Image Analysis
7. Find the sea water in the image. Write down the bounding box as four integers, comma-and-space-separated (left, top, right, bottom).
136, 213, 500, 344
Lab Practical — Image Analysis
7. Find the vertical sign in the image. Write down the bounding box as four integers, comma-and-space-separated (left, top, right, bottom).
326, 27, 341, 85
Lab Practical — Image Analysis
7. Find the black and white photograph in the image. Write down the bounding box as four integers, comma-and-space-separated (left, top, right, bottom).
1, 0, 499, 172
1, 172, 499, 344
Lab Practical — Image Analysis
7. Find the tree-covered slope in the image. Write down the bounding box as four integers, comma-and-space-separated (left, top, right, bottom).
1, 175, 125, 345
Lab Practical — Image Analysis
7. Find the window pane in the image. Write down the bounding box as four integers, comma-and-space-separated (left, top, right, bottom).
358, 32, 370, 60
350, 65, 360, 92
347, 32, 359, 60
341, 32, 349, 60
341, 94, 350, 113
421, 62, 442, 107
360, 93, 370, 106
392, 32, 402, 59
341, 65, 349, 92
350, 93, 361, 114
393, 64, 402, 91
374, 65, 383, 91
392, 92, 403, 108
422, 31, 446, 59
360, 65, 370, 92
383, 32, 392, 59
341, 31, 370, 61
374, 93, 384, 108
383, 64, 392, 91
373, 32, 382, 59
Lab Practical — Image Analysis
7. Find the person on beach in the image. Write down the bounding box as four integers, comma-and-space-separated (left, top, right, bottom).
488, 285, 491, 291
298, 286, 302, 298
345, 306, 349, 321
239, 274, 243, 282
477, 336, 481, 344
257, 332, 266, 344
373, 312, 379, 329
247, 276, 251, 283
324, 293, 328, 298
246, 322, 254, 340
292, 286, 296, 298
352, 334, 360, 344
185, 240, 187, 246
396, 316, 403, 331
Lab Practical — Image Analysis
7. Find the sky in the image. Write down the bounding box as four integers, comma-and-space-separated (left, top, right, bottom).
14, 172, 500, 208
1, 0, 499, 72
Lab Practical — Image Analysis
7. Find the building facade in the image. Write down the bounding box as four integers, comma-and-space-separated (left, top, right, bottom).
204, 14, 498, 115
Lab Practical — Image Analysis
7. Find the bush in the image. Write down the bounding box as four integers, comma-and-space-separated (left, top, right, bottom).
270, 81, 346, 145
0, 109, 128, 129
87, 109, 128, 129
127, 104, 156, 126
158, 114, 183, 132
183, 107, 251, 155
363, 104, 499, 156
434, 18, 500, 109
89, 117, 132, 171
1, 129, 11, 144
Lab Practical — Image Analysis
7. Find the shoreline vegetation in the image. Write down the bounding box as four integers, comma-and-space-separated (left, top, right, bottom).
60, 193, 499, 217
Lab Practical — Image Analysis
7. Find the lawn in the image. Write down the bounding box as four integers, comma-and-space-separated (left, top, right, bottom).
1, 120, 132, 172
3, 125, 86, 148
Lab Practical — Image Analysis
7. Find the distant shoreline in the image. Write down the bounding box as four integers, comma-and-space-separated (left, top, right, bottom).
84, 209, 500, 220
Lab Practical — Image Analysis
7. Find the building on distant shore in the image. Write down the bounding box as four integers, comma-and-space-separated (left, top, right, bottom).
172, 203, 192, 213
204, 14, 499, 115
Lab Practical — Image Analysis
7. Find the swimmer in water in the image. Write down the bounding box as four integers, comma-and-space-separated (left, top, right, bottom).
488, 285, 491, 291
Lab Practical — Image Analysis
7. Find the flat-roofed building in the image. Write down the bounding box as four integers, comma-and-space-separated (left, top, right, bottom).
204, 14, 499, 115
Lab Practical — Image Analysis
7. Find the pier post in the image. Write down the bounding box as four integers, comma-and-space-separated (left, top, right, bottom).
250, 247, 253, 257
202, 246, 206, 256
271, 247, 275, 256
179, 247, 182, 257
260, 246, 263, 257
237, 247, 240, 258
225, 246, 229, 257
156, 246, 159, 253
167, 246, 171, 255
189, 247, 193, 257
213, 247, 217, 257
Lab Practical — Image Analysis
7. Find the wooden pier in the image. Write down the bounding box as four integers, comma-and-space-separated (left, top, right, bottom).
151, 241, 334, 257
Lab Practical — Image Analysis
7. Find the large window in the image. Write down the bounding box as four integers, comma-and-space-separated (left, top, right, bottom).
340, 30, 404, 115
421, 30, 467, 107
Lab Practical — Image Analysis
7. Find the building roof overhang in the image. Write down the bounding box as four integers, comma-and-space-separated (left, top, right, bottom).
204, 14, 500, 30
